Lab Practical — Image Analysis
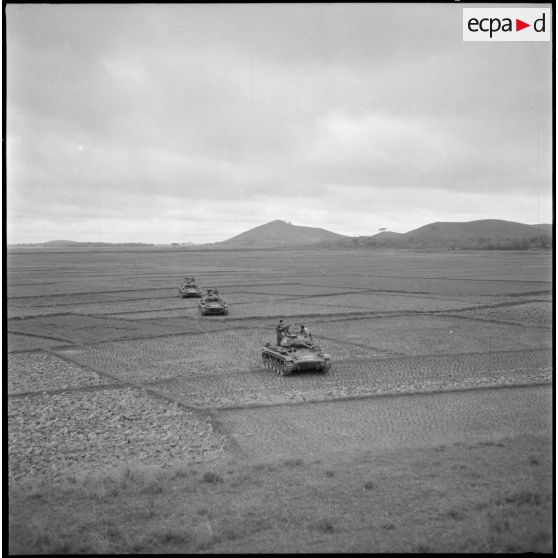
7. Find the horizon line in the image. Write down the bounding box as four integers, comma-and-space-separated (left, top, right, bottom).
7, 218, 552, 246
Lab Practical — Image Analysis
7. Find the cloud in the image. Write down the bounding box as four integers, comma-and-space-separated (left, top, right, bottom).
6, 3, 553, 243
306, 109, 551, 195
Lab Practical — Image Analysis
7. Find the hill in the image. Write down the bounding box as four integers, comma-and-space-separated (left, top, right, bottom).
10, 220, 551, 251
42, 240, 81, 246
322, 220, 552, 250
10, 240, 154, 249
215, 220, 349, 248
329, 231, 406, 249
408, 220, 548, 241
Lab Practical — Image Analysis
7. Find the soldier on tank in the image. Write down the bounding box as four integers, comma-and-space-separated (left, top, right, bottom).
300, 324, 313, 344
276, 319, 286, 345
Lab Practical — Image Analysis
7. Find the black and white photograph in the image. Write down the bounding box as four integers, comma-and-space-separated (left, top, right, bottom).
6, 2, 553, 553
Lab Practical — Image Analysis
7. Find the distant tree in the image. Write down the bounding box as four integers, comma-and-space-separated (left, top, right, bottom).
531, 235, 551, 249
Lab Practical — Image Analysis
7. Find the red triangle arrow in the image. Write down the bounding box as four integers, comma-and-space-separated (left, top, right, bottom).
516, 19, 530, 31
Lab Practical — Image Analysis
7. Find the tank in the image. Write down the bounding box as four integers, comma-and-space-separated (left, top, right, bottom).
262, 323, 332, 376
178, 278, 202, 298
198, 289, 229, 315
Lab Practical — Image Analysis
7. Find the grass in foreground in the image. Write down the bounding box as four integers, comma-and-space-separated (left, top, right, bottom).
8, 433, 553, 554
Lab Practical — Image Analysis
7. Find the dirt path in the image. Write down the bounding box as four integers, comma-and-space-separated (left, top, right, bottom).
217, 384, 552, 461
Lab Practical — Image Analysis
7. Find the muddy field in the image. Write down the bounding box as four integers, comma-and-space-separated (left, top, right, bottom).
7, 248, 552, 480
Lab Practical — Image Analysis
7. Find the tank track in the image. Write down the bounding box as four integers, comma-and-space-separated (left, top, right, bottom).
262, 353, 295, 376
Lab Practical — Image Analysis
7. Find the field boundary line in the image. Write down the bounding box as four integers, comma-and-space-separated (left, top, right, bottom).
304, 274, 551, 285
7, 330, 74, 343
119, 347, 552, 385
316, 334, 408, 356
6, 281, 310, 301
143, 385, 246, 457
46, 341, 246, 456
297, 299, 552, 326
8, 312, 79, 322
330, 346, 552, 364
58, 323, 264, 346
6, 288, 177, 301
214, 381, 553, 412
434, 312, 551, 330
8, 382, 126, 399
11, 298, 546, 331
7, 348, 46, 355
491, 289, 552, 298
49, 347, 137, 385
435, 298, 551, 312
12, 293, 178, 308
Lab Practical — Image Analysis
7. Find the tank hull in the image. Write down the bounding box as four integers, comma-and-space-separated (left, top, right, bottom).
200, 307, 228, 315
179, 287, 202, 298
261, 345, 331, 376
198, 301, 229, 315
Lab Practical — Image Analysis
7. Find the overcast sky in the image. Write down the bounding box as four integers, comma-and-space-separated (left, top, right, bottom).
7, 3, 553, 244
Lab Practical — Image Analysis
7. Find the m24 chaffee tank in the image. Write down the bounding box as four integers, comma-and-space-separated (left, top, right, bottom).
262, 323, 331, 376
178, 278, 202, 298
198, 289, 229, 315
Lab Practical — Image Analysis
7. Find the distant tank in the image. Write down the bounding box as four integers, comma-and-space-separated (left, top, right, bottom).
178, 277, 202, 298
198, 288, 229, 315
179, 284, 202, 298
262, 323, 332, 376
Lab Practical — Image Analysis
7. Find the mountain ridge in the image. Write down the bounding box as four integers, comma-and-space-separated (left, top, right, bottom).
322, 219, 552, 250
214, 219, 349, 248
9, 219, 552, 250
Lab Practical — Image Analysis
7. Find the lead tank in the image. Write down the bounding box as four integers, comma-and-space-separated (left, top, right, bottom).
262, 323, 332, 376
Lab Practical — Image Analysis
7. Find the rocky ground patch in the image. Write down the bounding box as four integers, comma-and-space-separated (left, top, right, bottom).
8, 388, 226, 482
